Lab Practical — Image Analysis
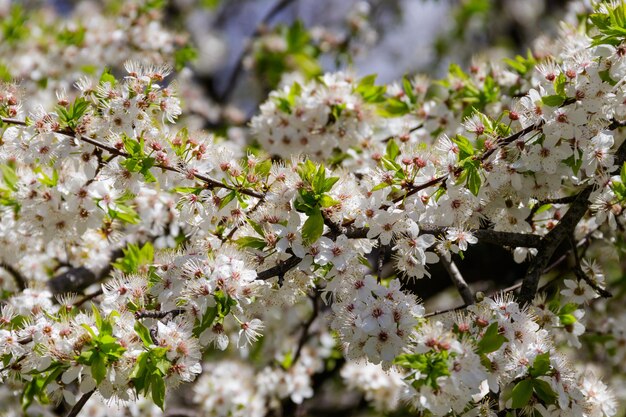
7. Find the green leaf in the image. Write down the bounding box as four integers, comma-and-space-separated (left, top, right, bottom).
541, 95, 565, 107
193, 306, 217, 337
0, 164, 18, 191
380, 97, 410, 116
371, 182, 390, 191
312, 164, 326, 194
386, 139, 400, 161
151, 376, 166, 410
511, 379, 534, 408
91, 353, 107, 385
402, 75, 417, 103
559, 313, 577, 325
559, 302, 579, 315
99, 68, 116, 86
174, 44, 198, 71
109, 203, 140, 224
322, 176, 340, 193
255, 159, 272, 178
235, 236, 267, 249
466, 165, 482, 196
529, 352, 551, 377
134, 321, 154, 347
219, 190, 237, 210
302, 210, 324, 244
281, 351, 294, 369
452, 135, 475, 159
319, 195, 339, 208
532, 379, 557, 404
554, 73, 567, 96
477, 322, 507, 354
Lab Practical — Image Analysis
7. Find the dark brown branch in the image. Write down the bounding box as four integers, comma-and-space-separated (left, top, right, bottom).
376, 243, 387, 283
73, 289, 103, 307
482, 121, 545, 161
424, 305, 466, 318
0, 354, 25, 373
344, 223, 542, 248
48, 248, 124, 295
0, 118, 264, 199
292, 294, 319, 366
1, 262, 26, 291
66, 390, 95, 417
439, 250, 474, 305
518, 185, 594, 305
135, 309, 186, 320
527, 194, 579, 222
519, 133, 626, 304
392, 122, 545, 205
569, 235, 612, 298
392, 175, 447, 204
256, 255, 301, 280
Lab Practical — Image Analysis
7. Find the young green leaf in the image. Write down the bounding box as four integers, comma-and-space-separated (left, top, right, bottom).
302, 210, 324, 244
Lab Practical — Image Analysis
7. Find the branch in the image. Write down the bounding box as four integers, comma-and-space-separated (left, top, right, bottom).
256, 255, 301, 280
392, 121, 545, 205
48, 248, 123, 294
392, 174, 447, 204
344, 223, 542, 248
0, 262, 26, 291
569, 235, 612, 298
481, 121, 544, 161
0, 118, 264, 199
73, 289, 103, 307
439, 250, 474, 305
419, 226, 542, 248
518, 185, 594, 305
66, 390, 95, 417
135, 309, 186, 320
217, 0, 298, 103
376, 242, 387, 283
518, 134, 626, 304
0, 354, 25, 374
292, 293, 319, 365
527, 194, 579, 222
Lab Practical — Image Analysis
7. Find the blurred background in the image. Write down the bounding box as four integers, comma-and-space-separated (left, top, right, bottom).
36, 0, 576, 117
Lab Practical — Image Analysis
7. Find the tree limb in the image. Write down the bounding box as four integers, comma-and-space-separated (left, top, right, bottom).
0, 262, 26, 291
439, 250, 474, 305
519, 135, 626, 304
66, 390, 95, 417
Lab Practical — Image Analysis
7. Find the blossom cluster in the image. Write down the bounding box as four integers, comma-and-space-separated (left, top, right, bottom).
0, 1, 625, 417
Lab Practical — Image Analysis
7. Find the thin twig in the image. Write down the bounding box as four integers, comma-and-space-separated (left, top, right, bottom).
256, 255, 301, 280
73, 289, 103, 307
381, 124, 423, 143
292, 293, 319, 365
392, 122, 545, 205
0, 117, 263, 199
135, 309, 186, 320
439, 250, 474, 305
0, 354, 25, 373
377, 243, 387, 283
66, 390, 95, 417
0, 263, 26, 291
569, 235, 612, 298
